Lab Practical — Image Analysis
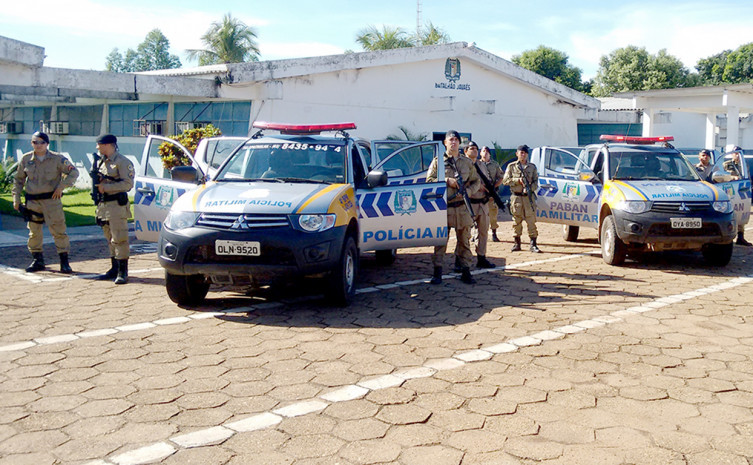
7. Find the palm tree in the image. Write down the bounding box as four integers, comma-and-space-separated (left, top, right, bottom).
416, 22, 451, 46
186, 13, 260, 65
355, 25, 413, 51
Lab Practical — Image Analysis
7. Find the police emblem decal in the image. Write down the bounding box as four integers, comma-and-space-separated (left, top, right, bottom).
155, 186, 175, 209
445, 58, 461, 82
394, 191, 418, 215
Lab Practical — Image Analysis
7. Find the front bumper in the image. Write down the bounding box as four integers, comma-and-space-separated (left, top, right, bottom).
158, 224, 348, 279
613, 209, 736, 249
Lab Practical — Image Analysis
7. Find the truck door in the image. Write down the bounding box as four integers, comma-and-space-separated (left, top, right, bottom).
133, 135, 205, 242
534, 147, 600, 230
710, 153, 752, 229
357, 141, 447, 251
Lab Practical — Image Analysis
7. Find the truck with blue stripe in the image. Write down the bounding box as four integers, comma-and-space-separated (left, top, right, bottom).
530, 135, 749, 266
132, 122, 448, 305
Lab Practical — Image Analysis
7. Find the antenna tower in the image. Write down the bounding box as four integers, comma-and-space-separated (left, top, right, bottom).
416, 0, 422, 37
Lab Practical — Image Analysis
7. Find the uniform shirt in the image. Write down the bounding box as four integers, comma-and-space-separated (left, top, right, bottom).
470, 160, 492, 200
484, 159, 503, 186
723, 159, 742, 178
427, 152, 481, 202
695, 162, 713, 181
503, 161, 538, 195
99, 151, 135, 195
13, 150, 79, 204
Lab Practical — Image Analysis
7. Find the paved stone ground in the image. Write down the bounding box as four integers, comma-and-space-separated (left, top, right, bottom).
0, 220, 752, 465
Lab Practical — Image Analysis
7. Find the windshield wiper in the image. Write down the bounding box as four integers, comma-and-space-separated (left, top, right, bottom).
278, 177, 331, 184
218, 177, 284, 183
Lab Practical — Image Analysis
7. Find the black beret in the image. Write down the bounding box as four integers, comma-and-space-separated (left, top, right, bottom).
730, 146, 742, 153
517, 144, 530, 153
32, 131, 49, 144
466, 141, 479, 150
445, 130, 460, 140
96, 134, 118, 145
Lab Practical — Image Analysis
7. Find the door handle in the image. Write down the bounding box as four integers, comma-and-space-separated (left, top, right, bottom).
541, 184, 557, 191
422, 192, 443, 199
137, 187, 155, 195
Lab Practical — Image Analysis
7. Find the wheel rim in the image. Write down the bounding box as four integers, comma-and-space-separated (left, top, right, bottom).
604, 226, 614, 256
344, 250, 355, 290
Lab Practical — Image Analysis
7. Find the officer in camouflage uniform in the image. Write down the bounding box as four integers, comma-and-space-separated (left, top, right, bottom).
481, 145, 504, 242
723, 146, 752, 246
94, 134, 135, 284
426, 130, 481, 284
13, 131, 79, 273
503, 144, 541, 253
464, 141, 495, 269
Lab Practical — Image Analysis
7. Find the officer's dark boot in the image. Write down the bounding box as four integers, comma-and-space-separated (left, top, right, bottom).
59, 253, 73, 274
98, 258, 119, 281
460, 267, 475, 284
511, 236, 522, 252
491, 229, 500, 242
477, 255, 495, 269
114, 259, 128, 285
530, 237, 541, 253
430, 266, 442, 285
25, 252, 45, 273
736, 231, 752, 246
453, 257, 462, 273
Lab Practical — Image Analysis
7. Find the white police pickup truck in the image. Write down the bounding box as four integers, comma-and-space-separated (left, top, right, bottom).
530, 135, 750, 266
132, 122, 448, 305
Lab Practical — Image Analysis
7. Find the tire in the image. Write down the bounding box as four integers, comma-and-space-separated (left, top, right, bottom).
327, 236, 358, 306
702, 242, 733, 266
165, 272, 210, 305
563, 225, 579, 242
600, 215, 626, 265
375, 249, 397, 266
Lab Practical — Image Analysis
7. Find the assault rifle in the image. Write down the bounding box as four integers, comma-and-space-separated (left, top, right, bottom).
447, 156, 477, 229
474, 162, 507, 213
90, 152, 102, 205
517, 163, 537, 212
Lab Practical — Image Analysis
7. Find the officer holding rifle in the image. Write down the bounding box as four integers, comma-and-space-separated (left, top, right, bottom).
503, 144, 541, 253
426, 130, 481, 285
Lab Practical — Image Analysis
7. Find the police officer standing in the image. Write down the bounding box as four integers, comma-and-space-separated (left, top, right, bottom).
13, 131, 79, 273
427, 130, 481, 284
94, 134, 135, 284
481, 146, 504, 242
503, 144, 541, 253
695, 149, 713, 182
464, 141, 495, 269
723, 146, 752, 246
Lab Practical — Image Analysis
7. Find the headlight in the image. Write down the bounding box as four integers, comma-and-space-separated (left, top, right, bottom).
712, 201, 732, 213
299, 214, 336, 232
615, 200, 650, 214
164, 211, 200, 230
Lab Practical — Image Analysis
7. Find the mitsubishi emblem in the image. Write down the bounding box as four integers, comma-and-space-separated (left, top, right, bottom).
231, 215, 249, 229
679, 203, 690, 212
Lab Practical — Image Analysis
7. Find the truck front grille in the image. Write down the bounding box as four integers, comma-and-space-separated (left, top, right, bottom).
650, 201, 711, 214
196, 213, 289, 230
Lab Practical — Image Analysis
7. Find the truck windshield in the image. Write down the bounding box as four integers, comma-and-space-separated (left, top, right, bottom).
609, 150, 700, 181
216, 142, 346, 183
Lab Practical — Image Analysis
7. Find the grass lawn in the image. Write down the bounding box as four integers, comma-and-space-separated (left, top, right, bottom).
0, 189, 101, 227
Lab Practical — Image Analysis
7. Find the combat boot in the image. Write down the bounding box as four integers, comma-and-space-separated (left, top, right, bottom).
460, 267, 476, 284
737, 231, 752, 246
430, 266, 443, 285
511, 236, 522, 252
59, 253, 73, 274
25, 252, 45, 273
114, 259, 128, 285
530, 237, 541, 253
491, 229, 500, 242
97, 258, 118, 281
477, 255, 495, 269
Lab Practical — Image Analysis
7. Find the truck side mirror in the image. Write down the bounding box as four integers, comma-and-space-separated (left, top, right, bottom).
171, 166, 201, 184
579, 169, 597, 183
366, 170, 388, 188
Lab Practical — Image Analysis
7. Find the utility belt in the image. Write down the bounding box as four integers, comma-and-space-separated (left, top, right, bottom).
19, 204, 45, 224
469, 197, 488, 204
101, 192, 129, 206
447, 200, 464, 208
25, 191, 55, 201
511, 192, 528, 197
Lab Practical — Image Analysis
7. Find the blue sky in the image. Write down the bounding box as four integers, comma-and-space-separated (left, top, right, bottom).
3, 0, 753, 79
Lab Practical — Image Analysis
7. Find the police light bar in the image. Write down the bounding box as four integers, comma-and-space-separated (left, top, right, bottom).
252, 121, 357, 135
599, 135, 674, 144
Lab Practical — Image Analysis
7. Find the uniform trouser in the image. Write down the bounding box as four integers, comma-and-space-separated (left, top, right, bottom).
26, 198, 69, 254
432, 205, 474, 268
488, 200, 499, 230
738, 224, 746, 234
471, 201, 490, 256
510, 195, 538, 238
98, 201, 130, 259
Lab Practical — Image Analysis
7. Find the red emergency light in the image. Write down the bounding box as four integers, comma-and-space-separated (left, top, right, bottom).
599, 135, 674, 144
252, 121, 357, 135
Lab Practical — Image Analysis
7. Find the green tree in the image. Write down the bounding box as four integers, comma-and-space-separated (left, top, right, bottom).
386, 126, 427, 141
186, 13, 260, 65
722, 43, 753, 83
512, 46, 585, 91
696, 50, 731, 85
592, 46, 691, 96
355, 25, 414, 51
416, 22, 451, 46
105, 29, 181, 72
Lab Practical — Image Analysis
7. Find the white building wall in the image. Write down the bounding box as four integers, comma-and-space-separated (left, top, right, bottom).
249, 57, 582, 147
650, 111, 709, 149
